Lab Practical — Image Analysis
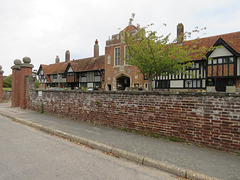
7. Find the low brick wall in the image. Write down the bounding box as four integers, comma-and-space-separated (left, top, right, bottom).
26, 77, 240, 152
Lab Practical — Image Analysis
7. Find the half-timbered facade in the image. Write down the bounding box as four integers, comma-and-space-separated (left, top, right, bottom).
206, 37, 240, 92
155, 60, 206, 90
65, 55, 105, 89
154, 28, 240, 92
37, 61, 69, 89
37, 40, 105, 90
37, 23, 240, 92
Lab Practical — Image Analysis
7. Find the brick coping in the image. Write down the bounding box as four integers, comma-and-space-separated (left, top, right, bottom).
35, 89, 240, 97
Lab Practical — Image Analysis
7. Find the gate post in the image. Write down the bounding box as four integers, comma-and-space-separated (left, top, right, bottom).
11, 59, 21, 107
0, 66, 4, 102
20, 57, 33, 109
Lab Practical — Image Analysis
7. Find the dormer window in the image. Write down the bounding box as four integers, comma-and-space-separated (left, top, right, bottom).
208, 57, 234, 65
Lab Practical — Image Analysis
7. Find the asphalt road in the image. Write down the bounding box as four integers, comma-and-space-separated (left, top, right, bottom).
0, 115, 177, 180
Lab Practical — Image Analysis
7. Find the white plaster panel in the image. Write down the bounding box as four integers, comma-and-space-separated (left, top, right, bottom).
202, 79, 206, 88
170, 80, 183, 88
87, 83, 93, 88
209, 46, 233, 58
67, 67, 73, 72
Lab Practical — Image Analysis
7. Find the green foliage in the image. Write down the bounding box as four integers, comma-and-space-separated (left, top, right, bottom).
40, 101, 44, 114
80, 86, 88, 91
3, 74, 12, 88
123, 16, 207, 90
3, 87, 12, 91
34, 81, 41, 88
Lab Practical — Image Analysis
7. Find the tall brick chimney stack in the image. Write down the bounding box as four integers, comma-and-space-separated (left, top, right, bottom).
65, 50, 70, 62
94, 39, 99, 57
55, 55, 60, 63
177, 23, 184, 44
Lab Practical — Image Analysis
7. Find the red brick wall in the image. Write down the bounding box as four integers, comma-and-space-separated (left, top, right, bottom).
12, 63, 32, 108
19, 67, 32, 109
25, 80, 240, 152
236, 78, 240, 88
12, 69, 21, 107
0, 73, 3, 102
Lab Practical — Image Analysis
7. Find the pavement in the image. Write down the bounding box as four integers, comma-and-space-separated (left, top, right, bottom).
0, 102, 239, 180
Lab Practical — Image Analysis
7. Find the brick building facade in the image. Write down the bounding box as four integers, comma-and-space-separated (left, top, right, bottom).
104, 23, 148, 91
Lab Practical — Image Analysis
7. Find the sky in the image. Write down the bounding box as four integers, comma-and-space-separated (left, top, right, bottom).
0, 0, 240, 75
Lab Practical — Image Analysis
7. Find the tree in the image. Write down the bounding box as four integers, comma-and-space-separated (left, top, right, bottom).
3, 74, 12, 88
123, 16, 207, 90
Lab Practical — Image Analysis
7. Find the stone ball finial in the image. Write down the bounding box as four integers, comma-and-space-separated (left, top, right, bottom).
14, 59, 22, 65
0, 65, 3, 74
23, 56, 31, 64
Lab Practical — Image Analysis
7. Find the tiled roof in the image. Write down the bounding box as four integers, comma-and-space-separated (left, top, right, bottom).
69, 55, 105, 72
124, 24, 138, 32
40, 62, 69, 83
42, 62, 69, 74
39, 55, 105, 82
182, 31, 240, 60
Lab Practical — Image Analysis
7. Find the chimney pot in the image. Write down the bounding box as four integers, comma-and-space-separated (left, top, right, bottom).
94, 39, 99, 57
55, 55, 60, 63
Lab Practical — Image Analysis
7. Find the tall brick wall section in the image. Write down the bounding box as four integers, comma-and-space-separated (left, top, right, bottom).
25, 77, 240, 152
0, 68, 3, 102
236, 78, 240, 88
11, 58, 33, 108
12, 60, 22, 107
19, 67, 33, 109
11, 68, 21, 106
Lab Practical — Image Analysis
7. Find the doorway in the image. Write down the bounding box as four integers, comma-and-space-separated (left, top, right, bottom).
116, 76, 130, 90
215, 78, 227, 92
107, 84, 111, 91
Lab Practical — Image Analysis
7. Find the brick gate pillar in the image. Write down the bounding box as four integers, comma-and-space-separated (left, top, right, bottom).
11, 59, 22, 107
20, 57, 33, 109
0, 66, 4, 102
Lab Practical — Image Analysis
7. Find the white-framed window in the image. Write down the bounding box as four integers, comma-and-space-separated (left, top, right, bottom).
94, 71, 101, 76
62, 73, 67, 78
145, 83, 148, 89
114, 47, 120, 66
81, 72, 87, 77
184, 79, 201, 88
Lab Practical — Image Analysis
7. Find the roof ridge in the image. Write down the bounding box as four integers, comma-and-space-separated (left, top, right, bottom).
185, 30, 240, 43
